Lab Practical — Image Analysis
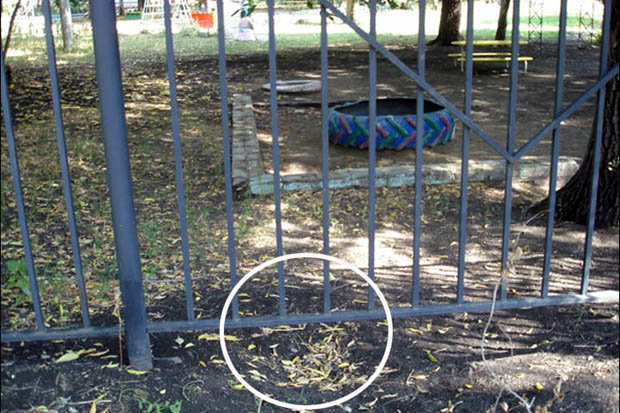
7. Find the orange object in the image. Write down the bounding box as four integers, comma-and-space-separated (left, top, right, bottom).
191, 11, 213, 28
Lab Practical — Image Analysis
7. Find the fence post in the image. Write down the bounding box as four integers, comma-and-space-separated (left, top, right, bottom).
89, 0, 153, 370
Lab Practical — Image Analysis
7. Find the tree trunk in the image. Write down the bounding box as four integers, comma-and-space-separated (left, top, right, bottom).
495, 0, 511, 40
2, 0, 23, 62
532, 0, 619, 228
119, 0, 125, 16
59, 0, 74, 51
346, 0, 354, 20
428, 0, 463, 46
138, 0, 145, 12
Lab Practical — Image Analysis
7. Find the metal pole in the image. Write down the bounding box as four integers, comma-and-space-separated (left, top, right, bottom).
89, 0, 152, 370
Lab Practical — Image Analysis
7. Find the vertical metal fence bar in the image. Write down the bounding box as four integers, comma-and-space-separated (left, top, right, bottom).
267, 0, 287, 317
500, 0, 521, 301
412, 0, 425, 306
320, 5, 331, 314
457, 0, 475, 304
0, 53, 45, 331
89, 0, 152, 370
42, 0, 90, 326
163, 0, 194, 321
581, 0, 611, 295
541, 0, 568, 298
215, 0, 239, 319
367, 0, 377, 311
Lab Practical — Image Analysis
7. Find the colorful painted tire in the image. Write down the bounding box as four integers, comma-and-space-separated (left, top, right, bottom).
328, 98, 456, 150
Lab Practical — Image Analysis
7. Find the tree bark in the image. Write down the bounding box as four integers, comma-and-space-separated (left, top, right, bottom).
428, 0, 463, 46
119, 0, 125, 16
59, 0, 74, 51
532, 0, 619, 228
346, 0, 354, 21
138, 0, 145, 12
495, 0, 511, 40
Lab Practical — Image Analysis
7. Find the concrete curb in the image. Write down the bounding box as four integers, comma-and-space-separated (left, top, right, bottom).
231, 94, 580, 195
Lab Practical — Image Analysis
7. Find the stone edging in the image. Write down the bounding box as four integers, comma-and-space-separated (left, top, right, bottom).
232, 94, 264, 191
232, 94, 580, 195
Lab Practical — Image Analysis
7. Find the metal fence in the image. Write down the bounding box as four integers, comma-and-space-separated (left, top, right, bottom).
1, 0, 618, 370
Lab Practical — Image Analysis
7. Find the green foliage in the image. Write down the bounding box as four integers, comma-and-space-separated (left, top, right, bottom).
4, 258, 31, 303
136, 397, 183, 413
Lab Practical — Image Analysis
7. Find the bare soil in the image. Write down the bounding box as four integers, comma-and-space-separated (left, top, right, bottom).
1, 42, 618, 413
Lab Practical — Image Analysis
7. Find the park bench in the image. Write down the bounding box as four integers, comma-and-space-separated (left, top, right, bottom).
454, 55, 534, 72
449, 40, 534, 73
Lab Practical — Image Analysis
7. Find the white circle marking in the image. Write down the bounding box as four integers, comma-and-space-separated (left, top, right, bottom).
219, 252, 393, 411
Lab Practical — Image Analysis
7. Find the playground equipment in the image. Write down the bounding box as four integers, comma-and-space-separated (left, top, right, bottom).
141, 0, 192, 24
328, 98, 456, 151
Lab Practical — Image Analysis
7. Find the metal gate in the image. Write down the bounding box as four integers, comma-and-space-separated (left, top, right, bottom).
1, 0, 618, 370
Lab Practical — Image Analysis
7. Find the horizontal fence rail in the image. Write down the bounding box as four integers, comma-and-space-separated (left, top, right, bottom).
1, 0, 618, 372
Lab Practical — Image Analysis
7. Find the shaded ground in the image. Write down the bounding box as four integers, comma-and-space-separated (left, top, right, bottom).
1, 40, 618, 413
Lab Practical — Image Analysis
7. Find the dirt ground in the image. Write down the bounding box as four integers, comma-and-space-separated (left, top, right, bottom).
1, 40, 618, 413
249, 43, 600, 175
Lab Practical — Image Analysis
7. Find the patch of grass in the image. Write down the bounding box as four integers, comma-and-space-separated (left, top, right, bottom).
4, 29, 420, 67
473, 13, 602, 43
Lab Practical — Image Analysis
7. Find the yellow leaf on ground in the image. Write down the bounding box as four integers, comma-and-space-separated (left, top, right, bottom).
367, 397, 378, 407
55, 351, 80, 363
126, 368, 149, 375
198, 333, 240, 341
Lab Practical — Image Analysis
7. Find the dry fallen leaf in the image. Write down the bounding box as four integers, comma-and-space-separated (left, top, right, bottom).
126, 368, 149, 375
55, 351, 80, 363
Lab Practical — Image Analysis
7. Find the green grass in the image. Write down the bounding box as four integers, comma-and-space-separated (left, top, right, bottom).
3, 29, 419, 67
473, 13, 602, 43
2, 8, 603, 67
478, 14, 602, 30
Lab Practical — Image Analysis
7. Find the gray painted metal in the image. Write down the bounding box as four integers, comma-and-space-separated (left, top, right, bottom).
215, 0, 239, 319
582, 0, 612, 295
0, 53, 45, 331
217, 0, 239, 319
267, 0, 287, 317
89, 0, 152, 371
499, 0, 522, 301
320, 5, 331, 314
163, 0, 194, 321
457, 0, 475, 305
42, 0, 91, 327
412, 0, 425, 307
367, 0, 377, 311
542, 0, 569, 298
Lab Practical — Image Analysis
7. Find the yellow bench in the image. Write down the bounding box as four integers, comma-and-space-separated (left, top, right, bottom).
448, 52, 512, 68
455, 55, 534, 72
